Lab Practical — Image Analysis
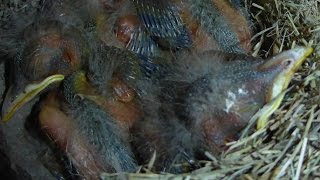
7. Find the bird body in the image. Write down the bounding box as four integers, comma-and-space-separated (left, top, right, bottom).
35, 45, 143, 178
182, 0, 252, 54
95, 0, 253, 59
167, 47, 312, 150
1, 19, 90, 122
132, 47, 313, 172
39, 91, 137, 179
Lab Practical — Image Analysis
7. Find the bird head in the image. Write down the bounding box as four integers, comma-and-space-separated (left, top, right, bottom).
168, 46, 313, 150
256, 46, 313, 129
1, 20, 90, 123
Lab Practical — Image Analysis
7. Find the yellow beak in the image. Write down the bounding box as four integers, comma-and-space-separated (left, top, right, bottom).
256, 46, 313, 129
2, 74, 65, 123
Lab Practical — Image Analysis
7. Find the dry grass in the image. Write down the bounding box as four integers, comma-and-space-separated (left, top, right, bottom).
102, 0, 320, 179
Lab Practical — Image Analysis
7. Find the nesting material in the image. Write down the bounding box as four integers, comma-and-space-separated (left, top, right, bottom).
101, 0, 320, 179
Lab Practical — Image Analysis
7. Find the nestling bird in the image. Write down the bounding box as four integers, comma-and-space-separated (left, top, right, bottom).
0, 0, 139, 178
176, 0, 252, 54
1, 31, 142, 178
69, 43, 143, 130
0, 6, 144, 177
0, 1, 100, 178
169, 46, 313, 151
0, 0, 106, 123
131, 46, 313, 172
38, 89, 137, 179
98, 0, 253, 78
1, 19, 91, 122
34, 44, 142, 179
96, 0, 253, 59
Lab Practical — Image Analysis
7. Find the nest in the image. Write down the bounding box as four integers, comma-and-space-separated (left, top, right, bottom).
101, 0, 320, 179
0, 0, 319, 179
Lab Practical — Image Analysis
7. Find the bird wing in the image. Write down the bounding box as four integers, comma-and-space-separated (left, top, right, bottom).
131, 0, 192, 49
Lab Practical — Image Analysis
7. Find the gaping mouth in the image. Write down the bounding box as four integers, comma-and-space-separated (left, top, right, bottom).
1, 74, 65, 123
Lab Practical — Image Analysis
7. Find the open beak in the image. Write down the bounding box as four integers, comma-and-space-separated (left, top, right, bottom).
1, 74, 65, 123
256, 46, 313, 129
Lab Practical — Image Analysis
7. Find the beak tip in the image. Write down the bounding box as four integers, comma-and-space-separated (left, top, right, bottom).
2, 118, 9, 123
1, 108, 13, 123
306, 46, 314, 56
